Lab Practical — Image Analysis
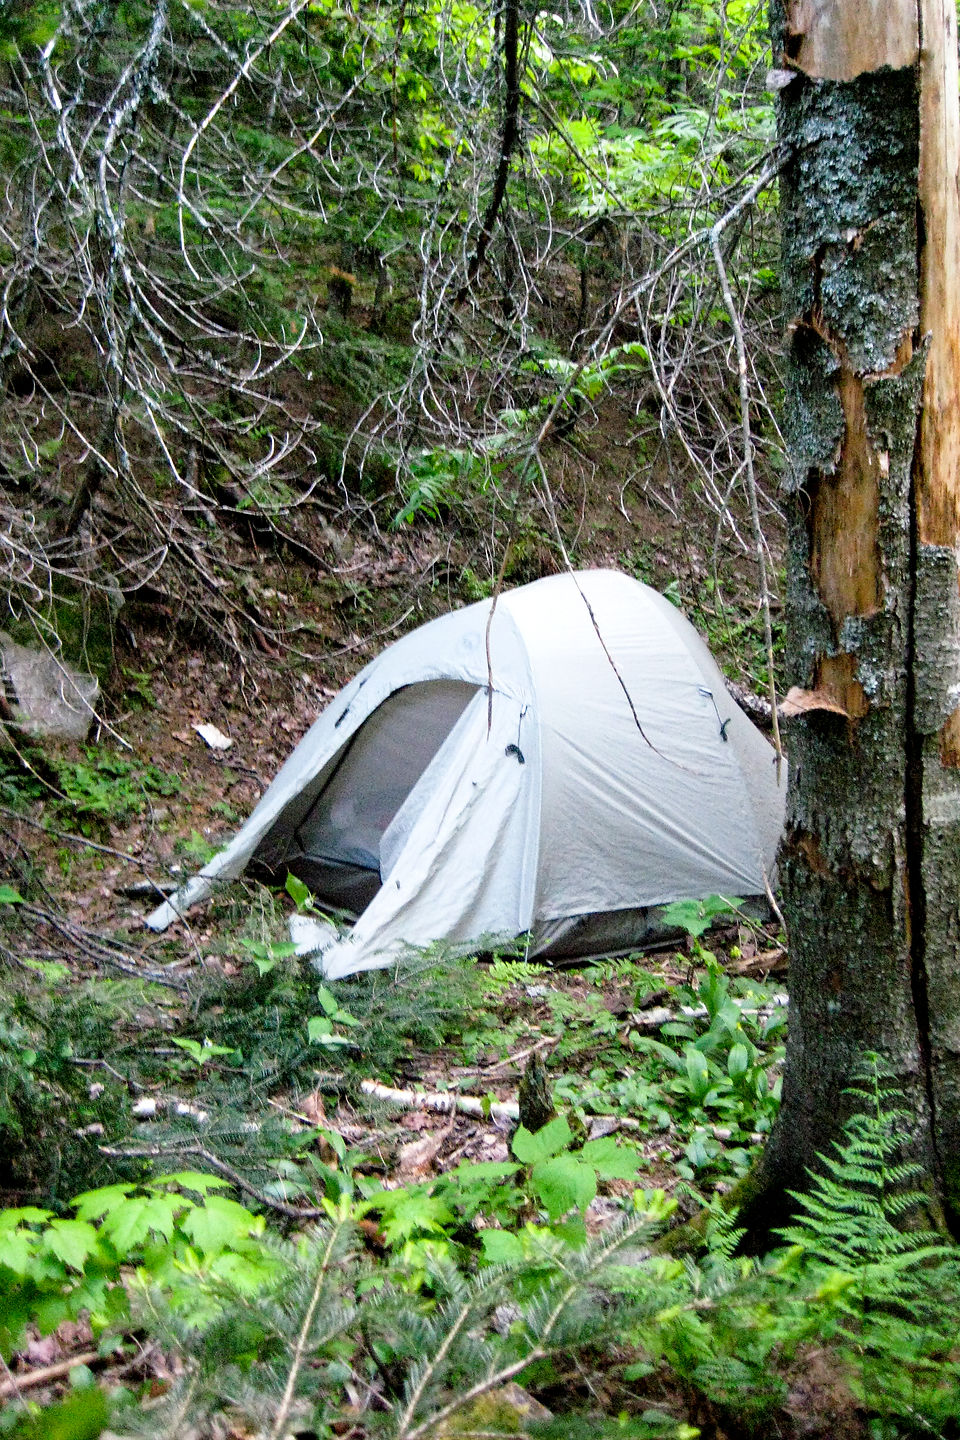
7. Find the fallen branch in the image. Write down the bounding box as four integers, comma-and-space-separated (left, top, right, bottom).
361, 1078, 520, 1123
628, 994, 788, 1032
0, 1351, 102, 1399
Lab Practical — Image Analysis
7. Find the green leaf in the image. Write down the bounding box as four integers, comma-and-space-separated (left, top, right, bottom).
239, 937, 299, 975
171, 1036, 236, 1066
316, 985, 339, 1016
512, 1115, 572, 1164
42, 1220, 99, 1272
0, 884, 23, 904
662, 893, 743, 938
71, 1186, 135, 1222
552, 1216, 588, 1248
0, 1227, 38, 1275
10, 1387, 109, 1440
152, 1172, 232, 1196
448, 1161, 521, 1185
360, 1187, 453, 1244
320, 1127, 347, 1163
209, 1247, 282, 1292
531, 1154, 596, 1220
285, 872, 312, 908
684, 1046, 711, 1099
479, 1229, 524, 1264
137, 1192, 187, 1243
727, 1042, 750, 1079
580, 1137, 643, 1180
307, 1015, 355, 1046
99, 1196, 163, 1253
180, 1195, 264, 1256
0, 1206, 52, 1229
660, 1022, 697, 1039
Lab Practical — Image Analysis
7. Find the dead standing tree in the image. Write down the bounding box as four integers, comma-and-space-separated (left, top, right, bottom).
744, 0, 960, 1229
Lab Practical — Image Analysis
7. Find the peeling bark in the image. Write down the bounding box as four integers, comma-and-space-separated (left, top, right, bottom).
750, 1, 960, 1235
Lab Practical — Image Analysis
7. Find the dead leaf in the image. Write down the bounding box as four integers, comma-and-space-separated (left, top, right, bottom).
299, 1091, 327, 1125
24, 1335, 59, 1366
400, 1111, 436, 1132
397, 1131, 445, 1177
781, 686, 850, 718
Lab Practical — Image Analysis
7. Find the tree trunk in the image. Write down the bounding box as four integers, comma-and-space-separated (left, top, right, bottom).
747, 0, 960, 1234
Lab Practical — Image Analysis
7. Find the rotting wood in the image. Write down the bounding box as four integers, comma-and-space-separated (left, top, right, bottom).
782, 0, 918, 81
781, 684, 852, 719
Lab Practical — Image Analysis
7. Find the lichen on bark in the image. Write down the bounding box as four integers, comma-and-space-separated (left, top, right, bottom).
743, 31, 960, 1229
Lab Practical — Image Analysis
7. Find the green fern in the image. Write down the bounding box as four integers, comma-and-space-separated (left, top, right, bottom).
775, 1058, 960, 1430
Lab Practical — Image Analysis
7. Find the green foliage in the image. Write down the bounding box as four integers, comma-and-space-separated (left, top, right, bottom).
661, 893, 744, 940
0, 1173, 280, 1361
307, 985, 361, 1049
0, 961, 146, 1200
4, 1390, 110, 1440
458, 935, 783, 1191
393, 448, 493, 528
169, 1036, 239, 1072
10, 1068, 957, 1437
352, 1112, 643, 1274
629, 957, 784, 1180
1, 930, 959, 1440
0, 746, 181, 835
335, 946, 490, 1075
510, 1114, 642, 1226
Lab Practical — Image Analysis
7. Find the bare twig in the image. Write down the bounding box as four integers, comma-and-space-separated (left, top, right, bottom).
710, 223, 784, 779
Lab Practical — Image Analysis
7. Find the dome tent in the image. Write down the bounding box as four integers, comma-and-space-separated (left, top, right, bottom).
147, 570, 785, 976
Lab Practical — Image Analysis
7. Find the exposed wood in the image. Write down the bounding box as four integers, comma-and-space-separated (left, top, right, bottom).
809, 370, 881, 626
782, 0, 918, 80
938, 705, 960, 766
814, 653, 869, 719
917, 0, 960, 546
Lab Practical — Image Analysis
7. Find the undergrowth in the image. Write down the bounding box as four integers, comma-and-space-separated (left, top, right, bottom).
1, 880, 956, 1439
0, 743, 183, 835
2, 1061, 958, 1439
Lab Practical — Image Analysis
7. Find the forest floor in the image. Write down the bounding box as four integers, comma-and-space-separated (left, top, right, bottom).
10, 433, 935, 1440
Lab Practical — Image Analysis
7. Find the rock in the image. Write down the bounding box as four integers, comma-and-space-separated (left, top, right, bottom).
0, 632, 98, 740
430, 1382, 552, 1435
